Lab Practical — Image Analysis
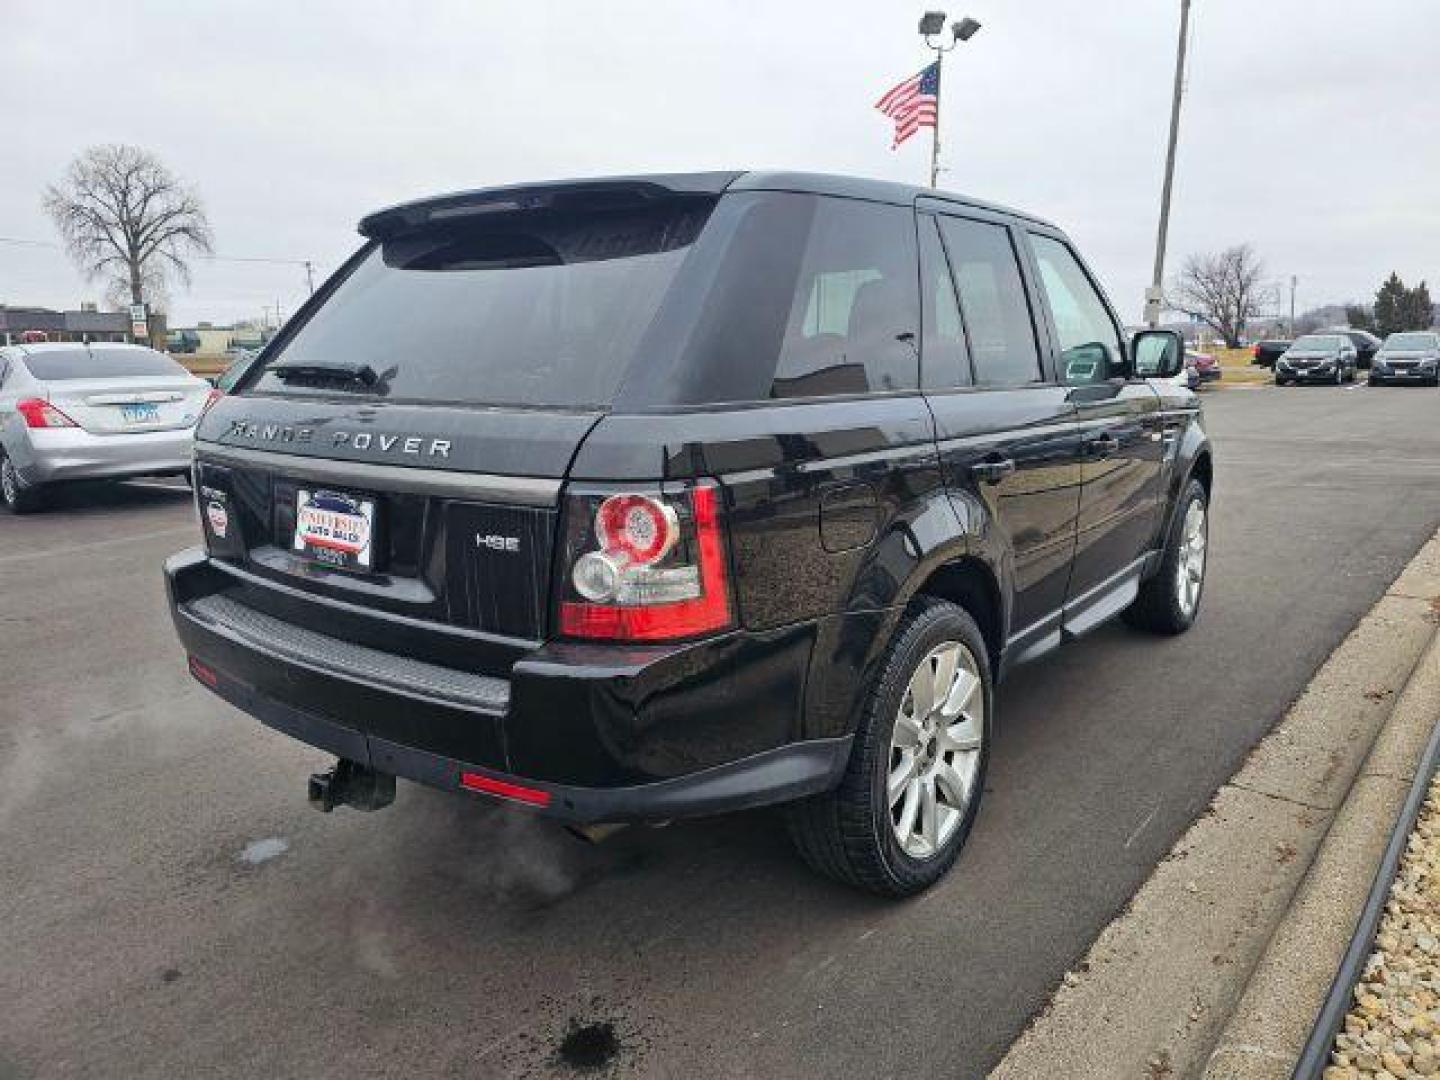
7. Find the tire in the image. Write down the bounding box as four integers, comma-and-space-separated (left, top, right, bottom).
787, 597, 992, 897
0, 450, 43, 514
1123, 477, 1208, 635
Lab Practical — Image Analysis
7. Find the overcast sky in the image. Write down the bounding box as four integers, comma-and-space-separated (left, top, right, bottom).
5, 0, 1437, 327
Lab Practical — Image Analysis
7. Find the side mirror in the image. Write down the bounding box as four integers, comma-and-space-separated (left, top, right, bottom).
1131, 329, 1185, 378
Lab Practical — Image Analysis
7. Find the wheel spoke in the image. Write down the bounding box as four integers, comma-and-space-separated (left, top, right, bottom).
941, 667, 980, 719
889, 750, 919, 805
940, 714, 982, 752
935, 760, 972, 807
908, 662, 935, 720
919, 777, 939, 850
893, 712, 924, 749
931, 644, 959, 716
895, 777, 922, 841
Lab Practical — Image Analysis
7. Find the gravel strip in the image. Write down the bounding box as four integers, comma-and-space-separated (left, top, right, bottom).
1328, 774, 1440, 1079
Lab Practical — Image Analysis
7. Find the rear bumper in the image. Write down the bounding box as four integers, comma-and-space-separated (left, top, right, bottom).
16, 426, 194, 484
166, 548, 849, 823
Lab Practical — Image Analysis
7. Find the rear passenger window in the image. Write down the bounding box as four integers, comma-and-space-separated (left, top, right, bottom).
1028, 233, 1124, 385
919, 216, 970, 388
936, 216, 1042, 387
769, 198, 919, 399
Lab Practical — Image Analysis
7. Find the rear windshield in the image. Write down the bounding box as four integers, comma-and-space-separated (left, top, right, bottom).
23, 348, 188, 381
251, 198, 715, 409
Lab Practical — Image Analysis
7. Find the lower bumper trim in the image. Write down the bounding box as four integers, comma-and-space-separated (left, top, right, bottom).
192, 647, 851, 824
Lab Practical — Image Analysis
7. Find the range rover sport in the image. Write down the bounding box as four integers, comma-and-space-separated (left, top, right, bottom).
166, 171, 1211, 897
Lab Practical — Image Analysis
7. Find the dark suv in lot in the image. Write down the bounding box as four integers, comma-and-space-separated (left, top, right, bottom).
166, 172, 1211, 896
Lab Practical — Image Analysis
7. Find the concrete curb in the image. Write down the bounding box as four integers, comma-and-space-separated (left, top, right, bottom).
990, 530, 1440, 1080
1203, 633, 1440, 1078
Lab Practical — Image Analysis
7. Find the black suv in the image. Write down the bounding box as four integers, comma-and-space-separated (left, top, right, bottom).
166, 172, 1211, 896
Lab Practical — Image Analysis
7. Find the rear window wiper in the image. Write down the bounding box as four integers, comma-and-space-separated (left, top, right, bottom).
269, 360, 379, 388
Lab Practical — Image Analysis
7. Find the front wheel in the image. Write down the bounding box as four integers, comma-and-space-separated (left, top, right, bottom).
1124, 478, 1208, 635
787, 598, 991, 897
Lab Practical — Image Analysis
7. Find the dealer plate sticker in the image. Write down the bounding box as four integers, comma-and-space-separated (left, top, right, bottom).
293, 489, 374, 570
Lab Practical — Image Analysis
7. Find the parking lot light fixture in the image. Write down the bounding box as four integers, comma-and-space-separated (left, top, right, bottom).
918, 11, 947, 36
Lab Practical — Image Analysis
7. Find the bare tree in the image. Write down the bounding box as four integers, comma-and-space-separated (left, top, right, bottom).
1168, 244, 1266, 348
43, 145, 212, 340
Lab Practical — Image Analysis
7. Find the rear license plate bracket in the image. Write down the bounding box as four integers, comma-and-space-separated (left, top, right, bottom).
293, 488, 377, 571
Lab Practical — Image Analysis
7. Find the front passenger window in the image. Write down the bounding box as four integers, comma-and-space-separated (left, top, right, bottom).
1029, 234, 1124, 385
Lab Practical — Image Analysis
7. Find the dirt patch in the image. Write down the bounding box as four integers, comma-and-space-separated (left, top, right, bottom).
557, 1020, 621, 1071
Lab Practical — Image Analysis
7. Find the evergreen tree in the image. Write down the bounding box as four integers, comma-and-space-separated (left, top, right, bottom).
1400, 280, 1434, 330
1374, 273, 1409, 336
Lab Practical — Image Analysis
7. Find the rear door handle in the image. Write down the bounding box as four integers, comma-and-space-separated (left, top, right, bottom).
1085, 433, 1121, 459
970, 456, 1016, 484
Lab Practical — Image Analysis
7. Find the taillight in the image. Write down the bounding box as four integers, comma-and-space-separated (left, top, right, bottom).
200, 388, 223, 416
16, 398, 77, 429
557, 481, 733, 641
1251, 344, 1260, 358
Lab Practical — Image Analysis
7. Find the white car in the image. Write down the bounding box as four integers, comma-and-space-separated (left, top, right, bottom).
0, 342, 214, 513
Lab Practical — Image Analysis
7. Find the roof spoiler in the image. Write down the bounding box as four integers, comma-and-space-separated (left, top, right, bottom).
358, 172, 740, 240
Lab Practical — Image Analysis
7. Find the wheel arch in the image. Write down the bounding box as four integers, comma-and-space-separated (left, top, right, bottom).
911, 555, 1005, 677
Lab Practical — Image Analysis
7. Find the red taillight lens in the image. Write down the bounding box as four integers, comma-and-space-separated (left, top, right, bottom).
200, 388, 223, 416
558, 481, 733, 642
16, 398, 77, 429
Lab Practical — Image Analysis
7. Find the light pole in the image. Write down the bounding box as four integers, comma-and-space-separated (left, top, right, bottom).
1147, 0, 1192, 327
919, 12, 982, 189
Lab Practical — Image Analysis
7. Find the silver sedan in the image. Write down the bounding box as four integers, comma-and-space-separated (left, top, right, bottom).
0, 342, 214, 513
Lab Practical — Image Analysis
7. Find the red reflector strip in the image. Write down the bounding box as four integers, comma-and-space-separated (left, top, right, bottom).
459, 770, 552, 808
188, 655, 219, 688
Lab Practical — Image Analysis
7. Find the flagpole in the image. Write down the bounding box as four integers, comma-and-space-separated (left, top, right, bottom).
929, 54, 943, 188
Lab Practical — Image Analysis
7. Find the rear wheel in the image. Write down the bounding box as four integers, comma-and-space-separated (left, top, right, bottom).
787, 598, 991, 897
0, 450, 43, 514
1124, 478, 1208, 635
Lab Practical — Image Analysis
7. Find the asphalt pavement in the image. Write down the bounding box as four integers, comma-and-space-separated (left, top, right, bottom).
4, 380, 1440, 1080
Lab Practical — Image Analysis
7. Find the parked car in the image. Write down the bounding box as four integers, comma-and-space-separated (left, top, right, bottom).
0, 342, 215, 512
1274, 334, 1359, 385
1252, 339, 1292, 367
1187, 349, 1221, 383
166, 171, 1211, 896
212, 348, 261, 393
1328, 328, 1382, 369
1369, 331, 1440, 387
167, 329, 201, 355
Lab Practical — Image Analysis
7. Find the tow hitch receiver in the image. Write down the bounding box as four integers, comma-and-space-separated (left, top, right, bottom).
308, 759, 396, 813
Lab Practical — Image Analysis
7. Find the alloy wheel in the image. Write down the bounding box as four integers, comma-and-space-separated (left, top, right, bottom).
887, 641, 985, 859
1175, 498, 1207, 616
0, 457, 17, 507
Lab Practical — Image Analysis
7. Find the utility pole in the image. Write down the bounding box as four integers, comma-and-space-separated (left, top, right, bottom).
1147, 0, 1192, 327
1289, 275, 1297, 335
304, 261, 315, 296
918, 13, 982, 189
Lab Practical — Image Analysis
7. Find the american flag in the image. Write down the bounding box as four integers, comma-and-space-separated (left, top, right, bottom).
874, 62, 940, 149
